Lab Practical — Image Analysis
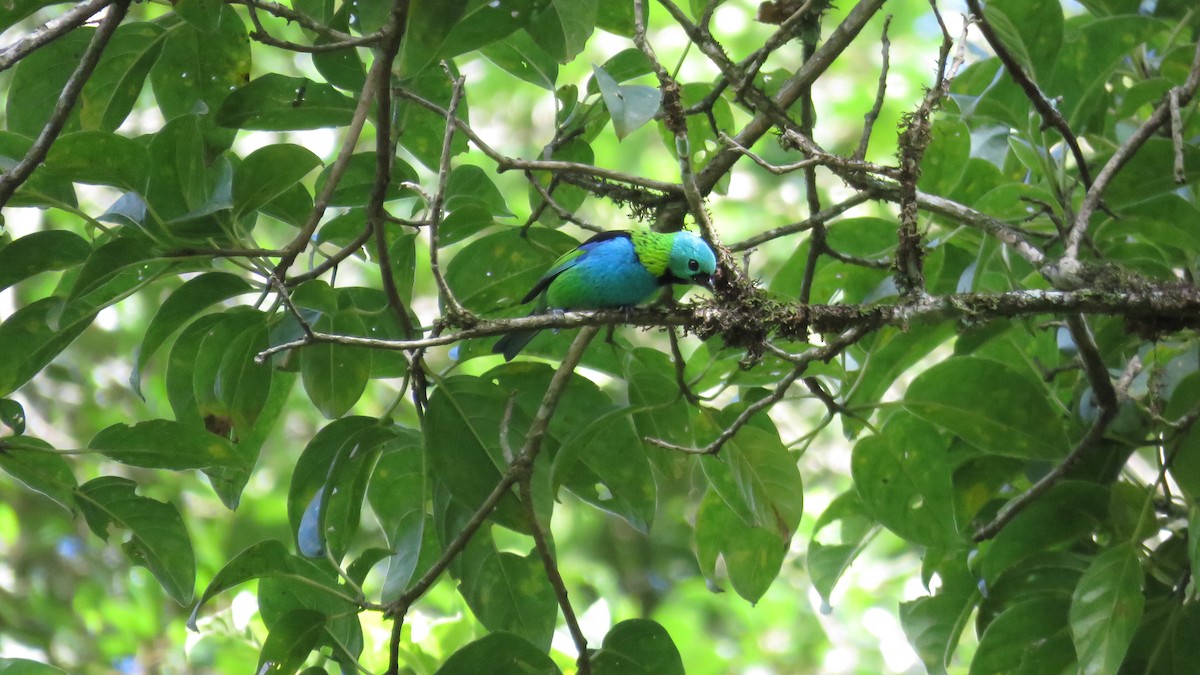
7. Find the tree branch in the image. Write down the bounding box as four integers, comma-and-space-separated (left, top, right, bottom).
385, 327, 599, 675
0, 0, 112, 72
0, 0, 129, 209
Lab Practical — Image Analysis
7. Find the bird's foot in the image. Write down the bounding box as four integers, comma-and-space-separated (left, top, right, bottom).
549, 307, 565, 334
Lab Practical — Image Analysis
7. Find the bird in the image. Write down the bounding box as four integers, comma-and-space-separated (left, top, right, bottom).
493, 229, 718, 361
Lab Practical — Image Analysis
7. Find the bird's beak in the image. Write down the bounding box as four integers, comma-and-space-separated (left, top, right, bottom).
694, 272, 714, 290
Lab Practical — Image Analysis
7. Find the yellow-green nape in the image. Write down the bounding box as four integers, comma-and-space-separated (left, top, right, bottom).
629, 230, 674, 277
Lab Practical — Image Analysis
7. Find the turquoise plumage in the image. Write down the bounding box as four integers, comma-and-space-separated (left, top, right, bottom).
493, 230, 718, 360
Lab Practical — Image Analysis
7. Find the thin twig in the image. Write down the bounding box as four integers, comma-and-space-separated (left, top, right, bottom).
426, 69, 473, 320
1171, 88, 1185, 184
1067, 314, 1117, 410
227, 0, 357, 41
854, 15, 892, 161
366, 3, 417, 339
518, 477, 591, 674
972, 409, 1115, 541
385, 327, 599, 674
730, 193, 872, 251
245, 0, 382, 52
647, 326, 871, 455
272, 71, 379, 282
1063, 39, 1200, 267
0, 0, 112, 72
964, 0, 1094, 191
656, 0, 889, 227
394, 87, 684, 196
286, 227, 375, 285
0, 0, 129, 209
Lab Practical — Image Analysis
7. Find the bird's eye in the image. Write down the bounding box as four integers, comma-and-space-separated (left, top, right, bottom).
688, 259, 700, 272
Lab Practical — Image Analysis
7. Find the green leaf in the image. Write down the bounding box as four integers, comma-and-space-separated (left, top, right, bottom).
527, 138, 592, 226
455, 525, 557, 648
0, 399, 24, 435
150, 5, 251, 121
188, 540, 344, 630
396, 63, 471, 169
79, 22, 167, 131
526, 0, 597, 63
130, 272, 255, 397
698, 408, 803, 540
970, 596, 1073, 675
1070, 543, 1144, 675
807, 490, 875, 607
190, 309, 268, 431
0, 658, 70, 674
257, 609, 326, 675
917, 117, 971, 197
144, 114, 218, 226
851, 413, 962, 548
978, 481, 1109, 584
312, 152, 418, 207
596, 0, 634, 36
904, 356, 1070, 460
592, 619, 685, 675
0, 436, 76, 512
75, 476, 195, 605
0, 1, 70, 33
444, 227, 578, 313
441, 0, 546, 62
288, 419, 398, 559
42, 130, 150, 192
67, 235, 155, 304
695, 488, 786, 603
0, 132, 79, 209
0, 230, 92, 293
424, 376, 529, 533
312, 6, 366, 90
7, 29, 90, 137
770, 216, 896, 304
433, 632, 562, 675
173, 0, 223, 31
166, 314, 225, 427
233, 144, 322, 219
217, 75, 357, 130
585, 48, 654, 96
492, 362, 654, 531
900, 555, 979, 674
480, 29, 559, 90
207, 370, 294, 510
397, 0, 469, 77
366, 431, 427, 595
623, 347, 693, 451
982, 0, 1063, 81
300, 311, 372, 419
88, 420, 243, 471
0, 298, 95, 398
446, 164, 515, 217
591, 64, 660, 140
216, 319, 273, 430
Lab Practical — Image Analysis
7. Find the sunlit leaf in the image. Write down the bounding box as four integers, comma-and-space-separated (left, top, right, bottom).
1070, 543, 1144, 675
904, 357, 1070, 460
88, 420, 243, 471
75, 476, 195, 605
434, 632, 562, 675
217, 74, 357, 130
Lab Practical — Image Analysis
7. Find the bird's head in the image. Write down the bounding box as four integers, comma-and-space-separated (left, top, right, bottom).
667, 231, 718, 289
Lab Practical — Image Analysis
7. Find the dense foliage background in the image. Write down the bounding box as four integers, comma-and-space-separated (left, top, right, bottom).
1, 0, 1200, 673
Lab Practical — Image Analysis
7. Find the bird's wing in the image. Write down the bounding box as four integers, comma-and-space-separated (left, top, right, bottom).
519, 230, 632, 304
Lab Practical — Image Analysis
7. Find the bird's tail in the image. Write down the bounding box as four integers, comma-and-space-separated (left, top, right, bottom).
492, 328, 540, 361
